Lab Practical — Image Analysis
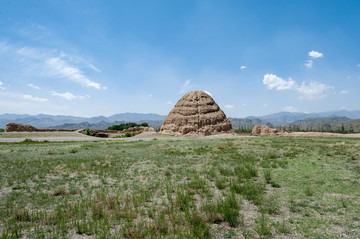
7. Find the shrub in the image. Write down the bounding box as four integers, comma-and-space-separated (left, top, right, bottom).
231, 180, 265, 205
255, 213, 272, 237
263, 169, 272, 184
260, 194, 280, 214
175, 190, 193, 211
271, 182, 281, 188
21, 138, 36, 143
107, 122, 149, 131
219, 167, 234, 176
274, 219, 290, 234
85, 129, 92, 135
124, 132, 134, 137
215, 177, 227, 190
304, 185, 314, 196
234, 163, 258, 180
187, 211, 210, 238
217, 193, 241, 227
70, 148, 78, 154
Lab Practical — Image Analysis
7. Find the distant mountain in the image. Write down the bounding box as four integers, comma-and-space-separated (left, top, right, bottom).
1, 110, 359, 130
249, 110, 360, 125
332, 119, 360, 132
108, 113, 165, 122
0, 113, 166, 128
290, 117, 352, 126
50, 120, 164, 130
311, 110, 360, 119
288, 119, 360, 133
251, 112, 309, 125
229, 117, 272, 129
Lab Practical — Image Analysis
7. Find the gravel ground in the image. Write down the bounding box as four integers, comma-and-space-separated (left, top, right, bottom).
0, 131, 253, 142
1, 131, 358, 143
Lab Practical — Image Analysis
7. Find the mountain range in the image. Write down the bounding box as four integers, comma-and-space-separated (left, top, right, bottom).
247, 110, 360, 125
1, 110, 360, 131
0, 113, 165, 129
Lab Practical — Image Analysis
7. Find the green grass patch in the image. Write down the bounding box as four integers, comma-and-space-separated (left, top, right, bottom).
0, 136, 359, 238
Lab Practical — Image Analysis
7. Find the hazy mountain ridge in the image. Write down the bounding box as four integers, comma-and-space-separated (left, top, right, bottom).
0, 113, 166, 128
290, 117, 353, 126
49, 120, 164, 130
1, 110, 359, 130
229, 117, 272, 129
249, 110, 360, 125
287, 119, 360, 132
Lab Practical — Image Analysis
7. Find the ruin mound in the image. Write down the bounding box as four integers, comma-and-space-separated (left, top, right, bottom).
251, 125, 279, 136
160, 91, 234, 136
5, 123, 38, 132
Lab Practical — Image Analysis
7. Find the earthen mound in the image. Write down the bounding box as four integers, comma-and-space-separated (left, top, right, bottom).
5, 123, 38, 132
251, 125, 279, 136
160, 91, 234, 136
121, 126, 155, 134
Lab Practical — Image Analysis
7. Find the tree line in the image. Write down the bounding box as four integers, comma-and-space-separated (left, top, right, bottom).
107, 122, 149, 131
234, 123, 358, 134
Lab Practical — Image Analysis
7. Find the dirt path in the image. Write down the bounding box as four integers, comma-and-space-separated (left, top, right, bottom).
1, 131, 359, 143
0, 131, 254, 142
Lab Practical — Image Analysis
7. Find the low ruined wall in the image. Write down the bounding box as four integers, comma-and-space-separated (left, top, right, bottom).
94, 126, 155, 134
5, 123, 76, 132
251, 125, 280, 136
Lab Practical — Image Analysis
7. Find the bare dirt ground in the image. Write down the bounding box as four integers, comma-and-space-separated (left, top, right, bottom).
281, 132, 360, 138
0, 131, 359, 143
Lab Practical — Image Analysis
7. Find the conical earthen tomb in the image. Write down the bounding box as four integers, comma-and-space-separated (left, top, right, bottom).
160, 91, 234, 136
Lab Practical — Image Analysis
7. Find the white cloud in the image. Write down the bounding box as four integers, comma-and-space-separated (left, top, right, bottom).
297, 81, 329, 99
340, 90, 349, 95
149, 93, 153, 97
304, 60, 313, 69
184, 79, 191, 87
357, 64, 360, 67
263, 74, 296, 90
51, 91, 85, 100
240, 66, 247, 69
308, 50, 323, 59
89, 64, 101, 72
204, 90, 212, 96
102, 86, 108, 90
45, 57, 101, 89
263, 74, 331, 99
0, 81, 4, 90
263, 104, 268, 108
28, 83, 40, 90
18, 23, 51, 41
282, 106, 298, 112
242, 103, 247, 107
224, 104, 234, 109
166, 101, 173, 105
23, 94, 48, 102
179, 79, 191, 94
0, 42, 102, 90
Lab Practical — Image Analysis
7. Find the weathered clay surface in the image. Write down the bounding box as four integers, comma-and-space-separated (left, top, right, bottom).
79, 126, 155, 137
5, 123, 38, 132
121, 126, 155, 134
160, 91, 234, 136
251, 125, 279, 136
5, 123, 78, 132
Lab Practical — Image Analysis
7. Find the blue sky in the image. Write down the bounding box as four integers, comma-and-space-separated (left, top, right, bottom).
0, 0, 359, 117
